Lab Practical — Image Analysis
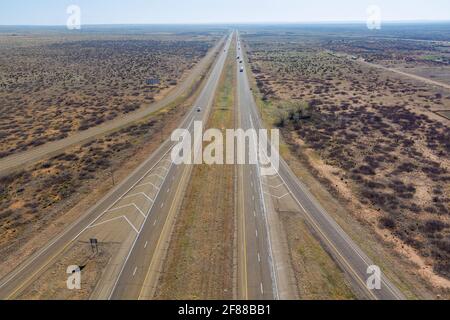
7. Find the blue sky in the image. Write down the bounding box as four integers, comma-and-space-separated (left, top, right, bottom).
1, 0, 449, 25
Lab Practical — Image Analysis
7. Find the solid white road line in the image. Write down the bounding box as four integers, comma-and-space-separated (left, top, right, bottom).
149, 174, 165, 181
122, 216, 140, 233
108, 203, 146, 218
88, 216, 126, 229
124, 192, 154, 203
135, 182, 160, 190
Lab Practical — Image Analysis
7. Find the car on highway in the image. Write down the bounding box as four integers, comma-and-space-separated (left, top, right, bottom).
196, 106, 201, 112
240, 66, 244, 73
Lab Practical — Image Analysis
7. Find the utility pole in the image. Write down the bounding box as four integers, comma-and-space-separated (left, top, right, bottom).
90, 238, 99, 255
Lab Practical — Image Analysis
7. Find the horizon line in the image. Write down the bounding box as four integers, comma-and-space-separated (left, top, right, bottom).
1, 19, 450, 28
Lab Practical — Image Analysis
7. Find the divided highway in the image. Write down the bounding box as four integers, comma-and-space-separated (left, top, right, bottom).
0, 29, 407, 301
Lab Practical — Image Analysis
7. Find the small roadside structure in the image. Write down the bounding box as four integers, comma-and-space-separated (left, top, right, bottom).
146, 78, 160, 86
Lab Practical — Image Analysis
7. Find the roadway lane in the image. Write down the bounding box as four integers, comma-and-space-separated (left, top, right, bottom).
236, 36, 277, 300
0, 33, 233, 300
237, 32, 405, 300
110, 33, 234, 300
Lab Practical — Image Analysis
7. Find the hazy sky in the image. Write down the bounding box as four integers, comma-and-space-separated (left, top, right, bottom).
1, 0, 449, 25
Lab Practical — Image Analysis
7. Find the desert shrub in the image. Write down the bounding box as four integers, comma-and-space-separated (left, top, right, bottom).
404, 237, 424, 250
409, 203, 422, 213
0, 171, 29, 185
396, 162, 417, 173
363, 180, 385, 190
59, 153, 79, 162
356, 165, 376, 176
379, 216, 396, 230
420, 220, 448, 233
78, 171, 94, 180
0, 209, 13, 220
0, 150, 12, 158
274, 112, 287, 128
94, 158, 111, 169
434, 260, 450, 278
78, 123, 90, 131
435, 204, 449, 215
29, 138, 46, 147
435, 239, 450, 254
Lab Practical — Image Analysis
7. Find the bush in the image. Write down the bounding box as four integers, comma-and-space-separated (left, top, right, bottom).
420, 220, 448, 233
274, 112, 287, 128
379, 216, 396, 230
357, 165, 376, 176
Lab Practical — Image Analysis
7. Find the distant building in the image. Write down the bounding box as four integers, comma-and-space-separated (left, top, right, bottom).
146, 78, 160, 85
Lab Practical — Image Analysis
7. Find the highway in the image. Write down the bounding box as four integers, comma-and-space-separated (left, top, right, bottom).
109, 32, 233, 300
236, 32, 406, 300
236, 37, 278, 300
0, 32, 233, 300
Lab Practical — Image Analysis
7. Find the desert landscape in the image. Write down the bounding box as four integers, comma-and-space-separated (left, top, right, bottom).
241, 24, 450, 293
1, 0, 449, 307
0, 27, 220, 157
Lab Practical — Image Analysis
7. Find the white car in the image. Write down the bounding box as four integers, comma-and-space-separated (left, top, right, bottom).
196, 107, 201, 112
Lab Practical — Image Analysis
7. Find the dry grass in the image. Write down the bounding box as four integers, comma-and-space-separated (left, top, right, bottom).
18, 241, 119, 300
280, 212, 355, 300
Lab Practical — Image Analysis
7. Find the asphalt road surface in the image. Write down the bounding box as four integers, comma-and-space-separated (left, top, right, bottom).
236, 36, 278, 300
